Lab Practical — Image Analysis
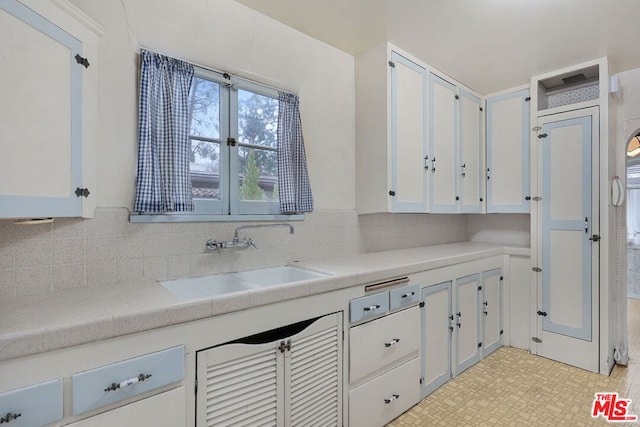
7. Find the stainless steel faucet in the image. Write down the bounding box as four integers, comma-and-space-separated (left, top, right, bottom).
206, 223, 294, 251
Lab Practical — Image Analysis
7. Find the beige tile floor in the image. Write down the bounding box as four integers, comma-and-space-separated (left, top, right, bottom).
389, 298, 640, 426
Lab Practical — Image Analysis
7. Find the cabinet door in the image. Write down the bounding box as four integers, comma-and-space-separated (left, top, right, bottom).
285, 313, 341, 427
429, 73, 458, 213
421, 282, 452, 398
0, 0, 97, 218
454, 274, 481, 375
486, 89, 530, 213
459, 89, 483, 213
482, 269, 503, 356
389, 52, 428, 212
66, 387, 185, 427
197, 341, 283, 427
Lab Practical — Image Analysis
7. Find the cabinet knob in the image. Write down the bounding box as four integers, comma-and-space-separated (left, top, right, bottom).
384, 394, 400, 404
363, 304, 380, 312
0, 413, 22, 424
384, 338, 400, 348
388, 190, 396, 197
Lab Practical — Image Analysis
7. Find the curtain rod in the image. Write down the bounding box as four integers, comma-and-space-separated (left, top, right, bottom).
140, 46, 297, 95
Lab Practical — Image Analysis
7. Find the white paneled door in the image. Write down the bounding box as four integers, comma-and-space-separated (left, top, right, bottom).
533, 107, 600, 372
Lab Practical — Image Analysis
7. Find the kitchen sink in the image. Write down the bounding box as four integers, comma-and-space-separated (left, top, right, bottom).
233, 265, 328, 287
160, 265, 329, 301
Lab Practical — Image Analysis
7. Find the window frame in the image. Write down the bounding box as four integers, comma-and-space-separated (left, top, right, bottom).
131, 67, 303, 223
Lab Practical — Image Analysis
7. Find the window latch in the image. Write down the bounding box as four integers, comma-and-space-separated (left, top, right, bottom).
227, 137, 237, 147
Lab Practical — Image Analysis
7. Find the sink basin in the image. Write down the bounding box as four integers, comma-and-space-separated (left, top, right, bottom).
233, 265, 328, 287
160, 266, 329, 301
160, 275, 256, 300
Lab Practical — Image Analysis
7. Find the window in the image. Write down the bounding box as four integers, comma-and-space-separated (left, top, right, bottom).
188, 67, 280, 216
132, 51, 313, 221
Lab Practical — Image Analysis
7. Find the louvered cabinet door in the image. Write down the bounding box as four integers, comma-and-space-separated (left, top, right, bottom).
197, 342, 283, 427
285, 313, 342, 427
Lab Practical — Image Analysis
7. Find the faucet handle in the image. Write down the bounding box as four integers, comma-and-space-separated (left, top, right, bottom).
206, 239, 222, 252
249, 239, 258, 249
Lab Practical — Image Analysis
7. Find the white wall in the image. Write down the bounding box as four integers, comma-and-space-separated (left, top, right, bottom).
69, 0, 355, 211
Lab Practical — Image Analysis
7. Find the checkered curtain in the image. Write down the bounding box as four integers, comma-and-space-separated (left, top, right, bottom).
277, 92, 314, 213
134, 50, 194, 213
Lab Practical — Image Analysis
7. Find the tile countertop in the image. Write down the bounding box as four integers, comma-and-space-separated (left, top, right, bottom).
0, 242, 529, 362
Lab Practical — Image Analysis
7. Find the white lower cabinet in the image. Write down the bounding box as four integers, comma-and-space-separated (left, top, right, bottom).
455, 274, 482, 375
66, 387, 186, 427
482, 269, 504, 356
349, 357, 421, 427
196, 312, 341, 427
420, 267, 503, 398
421, 282, 452, 397
348, 289, 421, 427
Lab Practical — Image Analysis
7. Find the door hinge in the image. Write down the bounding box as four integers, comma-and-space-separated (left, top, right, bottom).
388, 60, 395, 68
194, 379, 198, 394
532, 126, 542, 132
500, 329, 504, 335
455, 94, 460, 100
589, 234, 601, 242
75, 187, 90, 198
478, 342, 482, 348
537, 310, 548, 317
478, 286, 482, 291
500, 276, 504, 281
227, 137, 237, 147
389, 190, 396, 196
525, 96, 531, 102
479, 106, 483, 112
419, 301, 425, 308
532, 267, 542, 272
537, 133, 548, 139
419, 377, 424, 384
532, 337, 542, 343
75, 54, 90, 68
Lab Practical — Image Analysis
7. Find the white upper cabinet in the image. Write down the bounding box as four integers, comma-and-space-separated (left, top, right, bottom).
458, 89, 483, 213
429, 74, 457, 213
429, 73, 484, 214
486, 88, 530, 213
356, 42, 484, 214
0, 0, 101, 218
355, 44, 429, 213
389, 52, 429, 212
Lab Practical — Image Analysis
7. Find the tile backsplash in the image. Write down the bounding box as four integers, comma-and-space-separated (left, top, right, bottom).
0, 208, 530, 297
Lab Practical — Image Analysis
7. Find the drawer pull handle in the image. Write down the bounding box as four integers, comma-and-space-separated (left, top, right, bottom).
384, 338, 400, 348
363, 304, 380, 312
0, 412, 22, 424
384, 394, 400, 404
104, 373, 152, 392
401, 291, 415, 299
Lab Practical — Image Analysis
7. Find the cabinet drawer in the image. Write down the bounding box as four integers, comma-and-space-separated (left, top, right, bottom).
72, 346, 185, 415
350, 292, 389, 323
68, 387, 185, 427
349, 306, 420, 383
349, 357, 421, 427
389, 284, 420, 311
0, 379, 63, 426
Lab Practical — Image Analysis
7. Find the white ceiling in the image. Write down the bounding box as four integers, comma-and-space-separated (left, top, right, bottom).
236, 0, 640, 94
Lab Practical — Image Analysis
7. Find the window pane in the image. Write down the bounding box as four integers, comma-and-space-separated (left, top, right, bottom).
238, 147, 278, 201
238, 89, 278, 148
190, 140, 220, 199
189, 77, 220, 139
